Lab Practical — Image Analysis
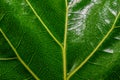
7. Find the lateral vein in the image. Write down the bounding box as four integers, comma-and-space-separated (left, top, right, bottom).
67, 11, 120, 79
0, 14, 5, 21
25, 0, 63, 49
0, 57, 17, 60
115, 26, 120, 28
0, 28, 40, 80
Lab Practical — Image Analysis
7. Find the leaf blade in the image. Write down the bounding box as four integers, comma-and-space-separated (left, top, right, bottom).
67, 11, 120, 79
0, 28, 40, 80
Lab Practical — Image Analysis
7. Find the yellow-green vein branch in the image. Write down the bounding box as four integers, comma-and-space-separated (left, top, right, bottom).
67, 12, 120, 80
25, 0, 63, 49
0, 57, 17, 60
24, 76, 33, 80
0, 28, 40, 80
0, 14, 5, 21
115, 26, 120, 28
63, 0, 68, 80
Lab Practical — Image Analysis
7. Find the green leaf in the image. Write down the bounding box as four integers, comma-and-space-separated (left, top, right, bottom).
0, 0, 120, 80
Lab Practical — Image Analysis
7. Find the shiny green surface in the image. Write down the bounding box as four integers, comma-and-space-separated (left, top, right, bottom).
0, 0, 120, 80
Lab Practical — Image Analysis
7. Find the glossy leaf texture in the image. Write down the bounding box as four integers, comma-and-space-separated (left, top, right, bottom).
0, 0, 120, 80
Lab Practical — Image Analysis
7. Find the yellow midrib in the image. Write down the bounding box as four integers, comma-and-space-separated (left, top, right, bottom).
1, 0, 120, 80
63, 0, 68, 80
1, 0, 67, 80
26, 0, 68, 80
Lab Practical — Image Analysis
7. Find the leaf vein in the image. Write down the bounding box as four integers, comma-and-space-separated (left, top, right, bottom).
0, 28, 40, 80
67, 11, 120, 79
25, 0, 63, 49
62, 0, 68, 80
0, 57, 17, 60
0, 13, 5, 22
115, 26, 120, 28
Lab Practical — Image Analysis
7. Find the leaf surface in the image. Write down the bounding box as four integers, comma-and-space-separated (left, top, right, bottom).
0, 0, 120, 80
